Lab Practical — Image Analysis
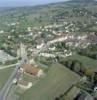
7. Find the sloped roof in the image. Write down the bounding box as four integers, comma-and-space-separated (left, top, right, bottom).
22, 64, 40, 76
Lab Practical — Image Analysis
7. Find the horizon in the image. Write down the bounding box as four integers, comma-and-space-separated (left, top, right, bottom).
0, 0, 69, 7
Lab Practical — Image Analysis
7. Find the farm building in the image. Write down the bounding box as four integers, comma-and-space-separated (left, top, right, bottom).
21, 64, 43, 77
18, 80, 32, 90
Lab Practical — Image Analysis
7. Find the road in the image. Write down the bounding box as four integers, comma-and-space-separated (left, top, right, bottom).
0, 60, 25, 100
0, 63, 18, 70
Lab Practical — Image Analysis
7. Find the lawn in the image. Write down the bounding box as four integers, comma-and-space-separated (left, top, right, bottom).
0, 67, 14, 90
19, 63, 80, 100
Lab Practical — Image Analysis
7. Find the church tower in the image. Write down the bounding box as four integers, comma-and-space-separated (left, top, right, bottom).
17, 43, 28, 63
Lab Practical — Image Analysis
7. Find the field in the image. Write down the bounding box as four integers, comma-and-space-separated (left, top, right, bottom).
19, 63, 80, 100
0, 67, 14, 90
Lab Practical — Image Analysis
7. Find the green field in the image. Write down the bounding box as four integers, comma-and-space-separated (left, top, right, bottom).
20, 63, 80, 100
0, 67, 14, 90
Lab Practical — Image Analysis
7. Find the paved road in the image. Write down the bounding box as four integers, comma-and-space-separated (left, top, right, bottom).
0, 60, 25, 100
0, 63, 18, 70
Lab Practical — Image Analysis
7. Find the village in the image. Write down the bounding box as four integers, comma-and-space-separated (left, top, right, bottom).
0, 0, 97, 99
0, 27, 97, 100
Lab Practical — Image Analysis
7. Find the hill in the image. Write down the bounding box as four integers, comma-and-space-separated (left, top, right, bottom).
67, 0, 97, 3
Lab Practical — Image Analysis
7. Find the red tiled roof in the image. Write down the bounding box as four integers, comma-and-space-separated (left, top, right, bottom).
22, 64, 40, 76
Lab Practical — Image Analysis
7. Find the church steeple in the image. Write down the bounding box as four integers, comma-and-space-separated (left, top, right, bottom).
17, 43, 28, 63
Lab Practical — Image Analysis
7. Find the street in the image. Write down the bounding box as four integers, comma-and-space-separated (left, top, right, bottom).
0, 59, 25, 100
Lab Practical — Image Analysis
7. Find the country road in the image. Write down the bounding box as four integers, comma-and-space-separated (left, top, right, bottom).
0, 65, 19, 100
0, 63, 18, 70
0, 59, 25, 100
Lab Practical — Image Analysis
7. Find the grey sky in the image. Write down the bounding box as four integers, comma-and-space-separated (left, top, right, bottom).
0, 0, 69, 7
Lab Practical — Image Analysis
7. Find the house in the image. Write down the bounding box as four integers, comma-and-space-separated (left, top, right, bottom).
18, 80, 32, 90
36, 43, 44, 49
27, 27, 32, 32
21, 64, 43, 77
87, 32, 97, 44
39, 53, 56, 58
13, 71, 23, 84
0, 30, 4, 34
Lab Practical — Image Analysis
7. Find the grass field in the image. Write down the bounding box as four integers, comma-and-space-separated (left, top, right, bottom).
19, 63, 80, 100
0, 67, 14, 90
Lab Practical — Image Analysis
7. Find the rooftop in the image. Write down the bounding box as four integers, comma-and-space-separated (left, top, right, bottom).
18, 80, 29, 86
22, 64, 40, 76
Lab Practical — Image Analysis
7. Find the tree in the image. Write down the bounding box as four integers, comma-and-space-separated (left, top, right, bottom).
66, 60, 73, 69
73, 62, 81, 73
85, 68, 94, 83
